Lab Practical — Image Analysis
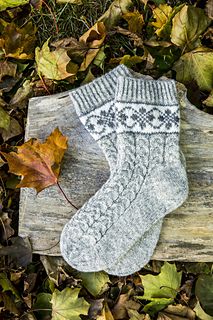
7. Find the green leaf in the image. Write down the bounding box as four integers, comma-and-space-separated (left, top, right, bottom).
141, 262, 182, 300
173, 47, 213, 92
143, 298, 173, 315
0, 107, 10, 130
79, 271, 109, 297
33, 293, 52, 320
195, 274, 213, 316
51, 287, 90, 320
0, 0, 29, 11
35, 39, 78, 80
171, 5, 211, 51
194, 301, 213, 320
0, 272, 21, 300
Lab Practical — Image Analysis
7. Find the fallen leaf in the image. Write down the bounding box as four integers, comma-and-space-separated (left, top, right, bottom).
112, 294, 128, 319
141, 262, 182, 300
0, 236, 32, 267
51, 287, 90, 320
0, 272, 21, 300
93, 46, 107, 70
143, 298, 174, 316
0, 292, 19, 315
89, 299, 104, 319
52, 37, 88, 60
194, 301, 213, 320
123, 10, 144, 34
35, 39, 78, 80
0, 117, 22, 142
137, 262, 182, 315
205, 0, 213, 19
0, 107, 10, 130
0, 212, 14, 241
0, 0, 29, 11
79, 271, 110, 297
151, 4, 173, 36
1, 127, 68, 193
203, 90, 213, 107
173, 47, 213, 92
97, 302, 114, 320
10, 79, 33, 109
171, 5, 211, 51
0, 61, 17, 81
56, 0, 82, 3
33, 293, 52, 320
162, 304, 195, 320
98, 0, 133, 31
79, 22, 106, 71
0, 22, 36, 59
128, 309, 147, 320
110, 55, 143, 68
195, 274, 213, 316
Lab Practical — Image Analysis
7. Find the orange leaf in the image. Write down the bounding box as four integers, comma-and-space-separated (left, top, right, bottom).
1, 128, 68, 193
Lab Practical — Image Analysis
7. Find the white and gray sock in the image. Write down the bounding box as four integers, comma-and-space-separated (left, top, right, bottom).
60, 69, 188, 275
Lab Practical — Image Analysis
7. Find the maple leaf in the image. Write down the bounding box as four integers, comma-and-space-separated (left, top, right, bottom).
35, 39, 78, 80
1, 128, 68, 193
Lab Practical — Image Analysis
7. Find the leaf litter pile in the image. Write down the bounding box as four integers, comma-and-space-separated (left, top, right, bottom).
0, 0, 213, 319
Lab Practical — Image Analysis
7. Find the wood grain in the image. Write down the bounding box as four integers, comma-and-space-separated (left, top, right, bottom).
19, 82, 213, 261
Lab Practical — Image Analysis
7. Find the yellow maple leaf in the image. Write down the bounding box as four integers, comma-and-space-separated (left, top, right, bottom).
35, 39, 78, 80
151, 4, 173, 36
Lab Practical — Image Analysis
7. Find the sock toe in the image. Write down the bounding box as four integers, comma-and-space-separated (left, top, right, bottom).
60, 224, 105, 272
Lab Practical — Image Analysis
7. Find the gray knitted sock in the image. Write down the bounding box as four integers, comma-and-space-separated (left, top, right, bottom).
60, 65, 164, 274
61, 75, 188, 274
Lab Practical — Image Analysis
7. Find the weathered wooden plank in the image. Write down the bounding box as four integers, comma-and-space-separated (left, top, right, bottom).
19, 82, 213, 261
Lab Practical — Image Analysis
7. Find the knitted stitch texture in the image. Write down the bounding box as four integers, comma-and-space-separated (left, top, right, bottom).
60, 76, 188, 274
61, 65, 164, 275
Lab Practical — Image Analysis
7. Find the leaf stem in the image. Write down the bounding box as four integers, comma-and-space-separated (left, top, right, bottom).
57, 182, 78, 210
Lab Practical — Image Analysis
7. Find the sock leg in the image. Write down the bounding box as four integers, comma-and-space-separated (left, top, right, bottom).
61, 77, 188, 273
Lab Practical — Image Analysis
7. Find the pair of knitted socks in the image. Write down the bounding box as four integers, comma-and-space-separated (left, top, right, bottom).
60, 65, 188, 276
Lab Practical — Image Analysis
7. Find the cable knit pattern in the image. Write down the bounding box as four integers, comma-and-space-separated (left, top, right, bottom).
60, 75, 188, 274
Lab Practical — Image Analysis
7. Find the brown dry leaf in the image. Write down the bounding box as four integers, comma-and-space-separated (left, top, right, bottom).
35, 39, 78, 80
0, 212, 15, 241
123, 10, 144, 34
52, 37, 88, 59
205, 0, 213, 19
0, 61, 17, 81
0, 22, 36, 59
115, 27, 143, 47
162, 305, 195, 320
112, 294, 129, 319
79, 22, 106, 71
98, 0, 133, 31
1, 127, 68, 193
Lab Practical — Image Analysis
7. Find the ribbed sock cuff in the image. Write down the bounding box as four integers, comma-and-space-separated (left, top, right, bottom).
116, 76, 178, 106
115, 76, 180, 134
69, 65, 132, 117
